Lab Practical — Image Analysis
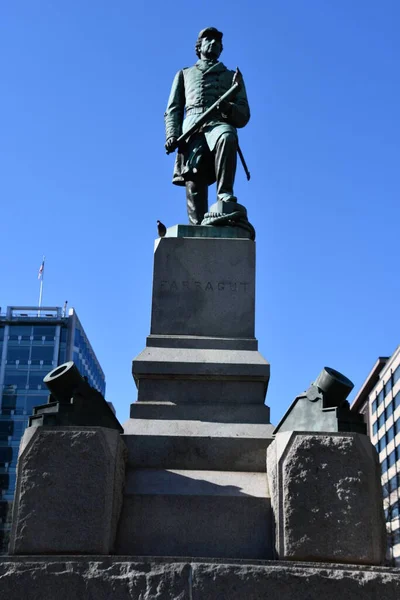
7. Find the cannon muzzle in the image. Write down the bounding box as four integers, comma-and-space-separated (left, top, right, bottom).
314, 366, 354, 407
43, 361, 88, 403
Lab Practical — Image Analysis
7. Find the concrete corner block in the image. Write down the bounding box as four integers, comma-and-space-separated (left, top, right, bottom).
9, 426, 127, 555
267, 431, 386, 565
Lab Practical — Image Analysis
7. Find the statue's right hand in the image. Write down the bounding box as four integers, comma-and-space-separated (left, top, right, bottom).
165, 137, 178, 154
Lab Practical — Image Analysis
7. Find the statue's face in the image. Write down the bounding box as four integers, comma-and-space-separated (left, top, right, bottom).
199, 35, 222, 60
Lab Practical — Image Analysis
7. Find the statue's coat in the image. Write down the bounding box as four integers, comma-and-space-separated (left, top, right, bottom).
165, 59, 250, 186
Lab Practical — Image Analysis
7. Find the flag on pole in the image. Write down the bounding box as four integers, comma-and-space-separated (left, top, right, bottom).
38, 258, 45, 280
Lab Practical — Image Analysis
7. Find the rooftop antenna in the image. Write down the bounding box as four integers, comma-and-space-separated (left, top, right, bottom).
37, 256, 45, 315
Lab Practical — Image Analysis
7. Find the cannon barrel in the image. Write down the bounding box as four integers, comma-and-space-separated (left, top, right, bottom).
43, 361, 88, 403
314, 366, 354, 407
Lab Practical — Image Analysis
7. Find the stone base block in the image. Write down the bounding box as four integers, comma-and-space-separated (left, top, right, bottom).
0, 557, 399, 599
129, 401, 271, 424
135, 377, 269, 404
9, 427, 127, 555
267, 431, 387, 565
116, 469, 272, 559
122, 428, 273, 472
150, 237, 255, 338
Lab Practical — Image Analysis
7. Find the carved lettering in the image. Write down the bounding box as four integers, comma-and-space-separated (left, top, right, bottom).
159, 280, 251, 292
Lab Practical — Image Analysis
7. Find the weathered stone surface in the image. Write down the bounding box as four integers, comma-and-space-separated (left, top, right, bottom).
0, 558, 191, 599
267, 431, 387, 565
150, 237, 255, 338
9, 427, 127, 555
191, 561, 400, 600
0, 557, 399, 600
116, 469, 272, 559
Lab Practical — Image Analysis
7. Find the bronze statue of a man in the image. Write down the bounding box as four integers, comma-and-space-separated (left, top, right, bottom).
164, 27, 250, 225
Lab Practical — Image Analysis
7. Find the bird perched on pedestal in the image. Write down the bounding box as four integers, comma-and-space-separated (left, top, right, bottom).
157, 220, 167, 237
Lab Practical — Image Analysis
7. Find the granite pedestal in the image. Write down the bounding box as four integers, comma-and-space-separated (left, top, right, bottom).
9, 426, 127, 555
121, 226, 273, 559
267, 431, 387, 565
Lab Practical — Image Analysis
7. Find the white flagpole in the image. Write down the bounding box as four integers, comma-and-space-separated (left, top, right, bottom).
38, 256, 45, 315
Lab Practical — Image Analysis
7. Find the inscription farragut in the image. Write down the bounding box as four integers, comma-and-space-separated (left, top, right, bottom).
160, 280, 250, 293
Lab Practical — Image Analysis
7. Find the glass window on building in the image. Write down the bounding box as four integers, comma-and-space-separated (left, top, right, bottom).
0, 447, 13, 466
30, 345, 54, 365
3, 373, 28, 389
11, 420, 26, 441
372, 399, 377, 414
385, 377, 393, 397
8, 326, 32, 341
32, 326, 56, 341
27, 373, 46, 390
394, 365, 400, 386
373, 420, 378, 436
390, 502, 400, 520
387, 402, 394, 419
6, 346, 30, 365
1, 393, 26, 414
377, 389, 385, 407
388, 449, 397, 469
378, 412, 386, 429
394, 391, 400, 411
0, 421, 12, 441
387, 425, 395, 444
26, 394, 48, 415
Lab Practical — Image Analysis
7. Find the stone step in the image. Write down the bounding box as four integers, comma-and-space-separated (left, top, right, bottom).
129, 401, 271, 424
146, 334, 258, 351
122, 426, 274, 472
134, 378, 269, 404
116, 468, 273, 559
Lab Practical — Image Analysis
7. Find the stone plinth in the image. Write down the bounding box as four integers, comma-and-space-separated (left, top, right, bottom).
267, 431, 387, 565
9, 427, 127, 555
0, 556, 399, 600
123, 229, 272, 560
132, 232, 270, 406
150, 236, 255, 338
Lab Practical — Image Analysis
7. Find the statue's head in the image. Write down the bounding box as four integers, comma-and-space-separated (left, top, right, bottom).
195, 27, 223, 60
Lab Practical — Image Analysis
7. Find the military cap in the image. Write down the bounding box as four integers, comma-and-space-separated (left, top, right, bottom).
197, 27, 223, 42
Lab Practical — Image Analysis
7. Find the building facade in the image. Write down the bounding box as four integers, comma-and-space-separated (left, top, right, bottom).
0, 306, 105, 551
351, 346, 400, 566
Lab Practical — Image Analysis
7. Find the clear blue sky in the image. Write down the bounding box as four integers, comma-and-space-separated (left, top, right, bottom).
1, 1, 399, 424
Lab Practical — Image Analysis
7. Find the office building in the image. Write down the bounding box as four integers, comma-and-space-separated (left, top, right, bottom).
351, 346, 400, 566
0, 305, 105, 551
